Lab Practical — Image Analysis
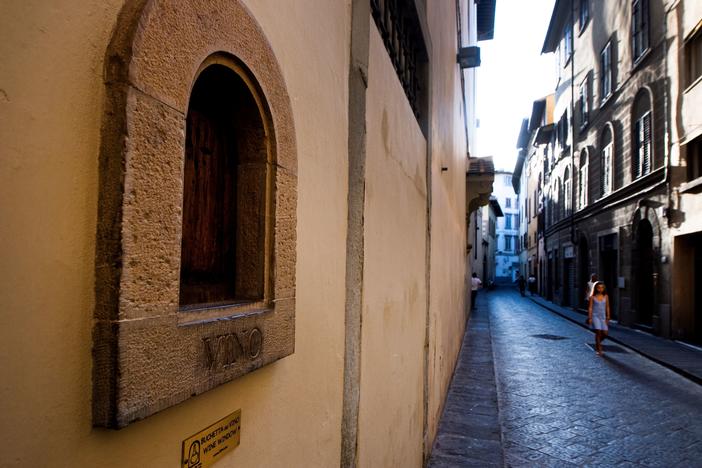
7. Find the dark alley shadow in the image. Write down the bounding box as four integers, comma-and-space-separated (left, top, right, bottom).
601, 353, 702, 412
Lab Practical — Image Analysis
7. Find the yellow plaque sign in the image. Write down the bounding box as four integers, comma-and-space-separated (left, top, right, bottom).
182, 410, 241, 468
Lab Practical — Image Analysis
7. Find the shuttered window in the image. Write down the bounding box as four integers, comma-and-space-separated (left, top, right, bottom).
633, 111, 652, 179
601, 42, 612, 101
602, 143, 613, 196
578, 150, 588, 209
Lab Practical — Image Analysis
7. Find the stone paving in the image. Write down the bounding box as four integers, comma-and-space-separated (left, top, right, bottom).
429, 287, 702, 467
428, 303, 503, 467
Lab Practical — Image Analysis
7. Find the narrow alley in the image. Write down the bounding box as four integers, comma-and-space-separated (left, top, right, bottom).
430, 287, 702, 467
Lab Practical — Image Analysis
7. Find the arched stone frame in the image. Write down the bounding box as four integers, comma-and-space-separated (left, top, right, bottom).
630, 203, 662, 322
630, 204, 662, 256
631, 86, 654, 180
599, 122, 615, 198
93, 0, 297, 428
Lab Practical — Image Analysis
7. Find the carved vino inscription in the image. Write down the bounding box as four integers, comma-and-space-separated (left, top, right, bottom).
203, 328, 263, 372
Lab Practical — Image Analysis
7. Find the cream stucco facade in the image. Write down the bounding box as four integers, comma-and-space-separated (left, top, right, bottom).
0, 0, 490, 466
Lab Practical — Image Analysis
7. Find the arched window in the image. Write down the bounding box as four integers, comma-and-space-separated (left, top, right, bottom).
632, 89, 652, 180
564, 167, 571, 215
600, 126, 613, 197
578, 149, 588, 209
555, 179, 563, 221
180, 63, 271, 307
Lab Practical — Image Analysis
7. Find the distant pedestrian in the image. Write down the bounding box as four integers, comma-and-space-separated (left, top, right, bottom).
470, 273, 482, 309
585, 274, 598, 303
527, 274, 536, 295
587, 281, 610, 356
515, 274, 526, 296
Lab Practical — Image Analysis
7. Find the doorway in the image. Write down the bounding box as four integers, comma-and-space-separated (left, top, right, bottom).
599, 234, 618, 320
578, 238, 590, 309
673, 232, 702, 344
633, 220, 655, 327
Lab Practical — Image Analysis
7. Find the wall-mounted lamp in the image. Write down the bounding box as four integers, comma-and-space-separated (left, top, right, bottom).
457, 46, 481, 69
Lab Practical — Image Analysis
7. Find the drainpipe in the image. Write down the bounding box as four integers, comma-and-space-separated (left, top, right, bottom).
661, 0, 674, 337
569, 0, 577, 308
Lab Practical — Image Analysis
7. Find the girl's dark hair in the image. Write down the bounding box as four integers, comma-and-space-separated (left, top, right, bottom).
593, 281, 607, 295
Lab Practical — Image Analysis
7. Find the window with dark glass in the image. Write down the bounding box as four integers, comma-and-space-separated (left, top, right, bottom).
564, 22, 573, 62
632, 0, 649, 62
579, 0, 589, 32
600, 128, 613, 197
578, 149, 589, 209
180, 64, 270, 308
632, 91, 652, 180
686, 134, 702, 182
685, 27, 702, 87
601, 42, 613, 101
564, 167, 572, 215
579, 76, 589, 129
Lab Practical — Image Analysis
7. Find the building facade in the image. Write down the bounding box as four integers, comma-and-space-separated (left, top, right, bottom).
0, 0, 496, 466
530, 0, 701, 343
668, 1, 702, 345
514, 95, 555, 295
492, 170, 520, 281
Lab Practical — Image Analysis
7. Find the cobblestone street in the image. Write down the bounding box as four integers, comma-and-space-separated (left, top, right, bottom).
430, 287, 702, 467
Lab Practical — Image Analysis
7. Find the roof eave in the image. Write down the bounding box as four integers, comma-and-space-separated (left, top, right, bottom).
541, 0, 569, 54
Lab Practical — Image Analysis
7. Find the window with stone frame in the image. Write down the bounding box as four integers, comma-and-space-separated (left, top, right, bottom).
687, 134, 702, 182
685, 25, 702, 88
578, 149, 589, 209
600, 41, 613, 102
579, 0, 589, 32
632, 0, 650, 63
556, 178, 563, 221
600, 127, 614, 197
579, 76, 589, 130
564, 167, 572, 215
632, 90, 652, 180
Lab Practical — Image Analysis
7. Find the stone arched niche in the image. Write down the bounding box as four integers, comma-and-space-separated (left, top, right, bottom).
94, 0, 297, 428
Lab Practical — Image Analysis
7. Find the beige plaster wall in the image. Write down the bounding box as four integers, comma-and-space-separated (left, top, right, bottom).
356, 24, 428, 468
680, 0, 702, 143
424, 1, 469, 447
0, 0, 349, 466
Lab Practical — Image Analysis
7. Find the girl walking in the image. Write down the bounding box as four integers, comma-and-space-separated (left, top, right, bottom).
587, 281, 610, 356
